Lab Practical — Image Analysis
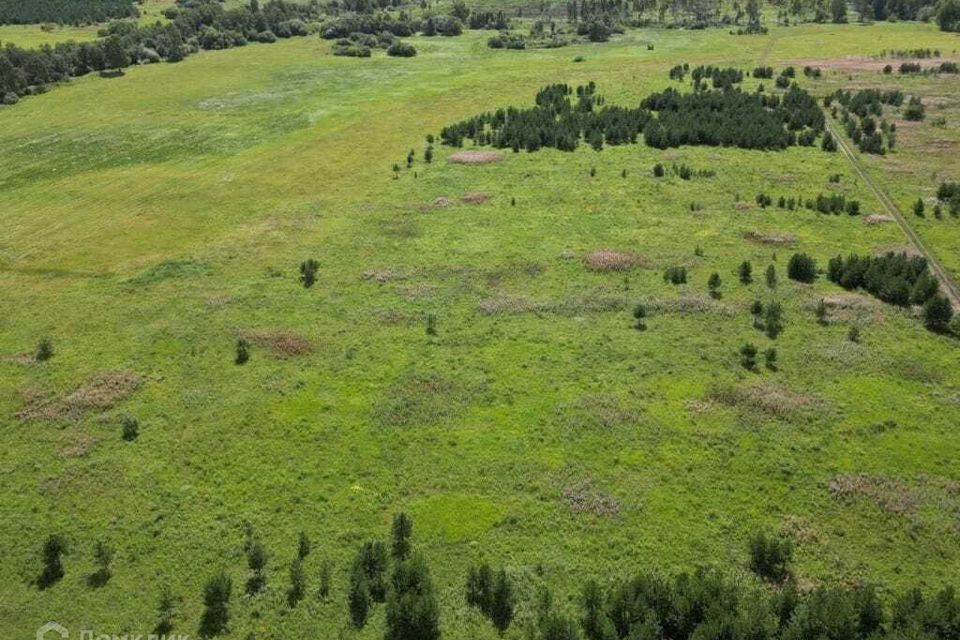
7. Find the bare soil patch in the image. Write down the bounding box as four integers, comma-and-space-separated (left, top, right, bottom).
18, 371, 143, 422
447, 150, 503, 165
583, 250, 646, 272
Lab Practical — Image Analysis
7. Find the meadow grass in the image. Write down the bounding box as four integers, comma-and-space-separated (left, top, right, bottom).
1, 22, 959, 639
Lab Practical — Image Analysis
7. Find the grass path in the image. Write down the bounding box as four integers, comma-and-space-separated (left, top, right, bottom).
825, 116, 960, 309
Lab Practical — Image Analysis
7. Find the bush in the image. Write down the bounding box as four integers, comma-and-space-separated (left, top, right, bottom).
38, 534, 67, 589
235, 338, 250, 365
35, 337, 53, 362
387, 41, 417, 57
787, 253, 817, 282
740, 343, 758, 370
748, 531, 793, 581
121, 416, 139, 441
923, 295, 954, 330
300, 258, 319, 287
199, 573, 232, 638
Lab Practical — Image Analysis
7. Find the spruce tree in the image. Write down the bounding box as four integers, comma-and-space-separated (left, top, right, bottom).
199, 572, 232, 638
739, 261, 753, 284
392, 513, 413, 561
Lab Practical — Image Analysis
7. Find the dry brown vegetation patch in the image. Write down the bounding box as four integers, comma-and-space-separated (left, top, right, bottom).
742, 230, 798, 246
562, 477, 621, 518
803, 293, 880, 323
555, 394, 643, 432
642, 293, 735, 317
708, 382, 822, 419
362, 269, 408, 283
461, 192, 492, 205
828, 473, 918, 515
432, 197, 451, 208
583, 250, 646, 272
447, 150, 503, 165
18, 371, 143, 422
863, 214, 894, 225
477, 293, 628, 317
240, 330, 313, 357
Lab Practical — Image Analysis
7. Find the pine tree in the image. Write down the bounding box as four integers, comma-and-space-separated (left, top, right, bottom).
348, 568, 370, 629
287, 557, 306, 607
766, 264, 777, 289
740, 343, 758, 371
235, 338, 250, 365
297, 532, 311, 560
38, 534, 67, 589
923, 295, 953, 330
708, 272, 722, 298
490, 568, 515, 634
385, 555, 441, 640
765, 302, 784, 339
739, 261, 753, 284
199, 572, 232, 638
392, 513, 413, 561
35, 337, 54, 362
815, 298, 828, 325
89, 541, 113, 588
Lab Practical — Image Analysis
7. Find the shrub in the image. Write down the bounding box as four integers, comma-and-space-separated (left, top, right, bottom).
235, 338, 250, 365
764, 347, 778, 369
88, 541, 113, 588
765, 301, 784, 338
748, 531, 793, 582
199, 573, 232, 638
787, 253, 817, 282
121, 416, 140, 441
848, 326, 861, 342
923, 295, 954, 330
38, 534, 67, 590
740, 343, 758, 370
300, 258, 319, 287
392, 513, 413, 560
664, 266, 687, 284
287, 557, 306, 607
653, 163, 665, 177
35, 338, 54, 362
387, 41, 417, 57
708, 272, 722, 297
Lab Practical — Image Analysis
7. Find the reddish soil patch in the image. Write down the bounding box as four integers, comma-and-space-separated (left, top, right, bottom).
240, 330, 313, 357
447, 150, 503, 165
18, 371, 143, 422
461, 192, 492, 205
582, 250, 645, 272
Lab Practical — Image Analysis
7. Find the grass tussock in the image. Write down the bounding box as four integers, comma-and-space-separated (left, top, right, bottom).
582, 250, 647, 272
828, 474, 918, 515
742, 230, 798, 246
239, 330, 313, 357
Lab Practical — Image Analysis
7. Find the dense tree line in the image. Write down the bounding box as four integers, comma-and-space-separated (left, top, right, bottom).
827, 252, 953, 329
439, 81, 827, 154
0, 0, 138, 26
34, 521, 960, 639
0, 0, 322, 105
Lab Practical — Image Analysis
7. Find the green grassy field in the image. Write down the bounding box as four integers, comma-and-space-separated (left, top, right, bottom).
2, 21, 960, 639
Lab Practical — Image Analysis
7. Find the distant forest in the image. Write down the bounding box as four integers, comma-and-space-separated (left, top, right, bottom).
0, 0, 139, 25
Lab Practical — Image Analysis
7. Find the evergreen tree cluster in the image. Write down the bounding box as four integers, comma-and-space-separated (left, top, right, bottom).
488, 32, 527, 49
469, 10, 509, 29
758, 191, 862, 215
937, 182, 960, 216
466, 563, 516, 633
438, 80, 828, 154
827, 252, 953, 329
826, 89, 909, 154
0, 0, 138, 26
689, 64, 744, 89
578, 566, 960, 640
642, 84, 823, 150
0, 0, 322, 105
